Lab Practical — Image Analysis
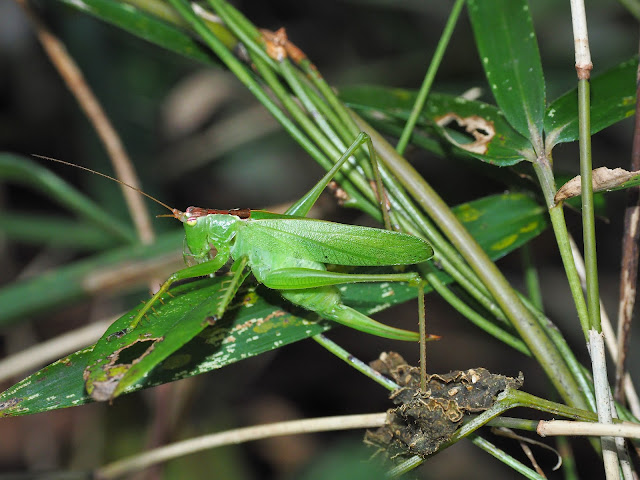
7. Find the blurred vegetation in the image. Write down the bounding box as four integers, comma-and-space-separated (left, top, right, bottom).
0, 0, 638, 478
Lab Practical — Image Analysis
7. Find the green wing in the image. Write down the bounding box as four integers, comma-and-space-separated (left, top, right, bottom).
244, 218, 433, 266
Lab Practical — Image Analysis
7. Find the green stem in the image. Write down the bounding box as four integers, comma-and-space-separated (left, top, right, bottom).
532, 157, 590, 341
470, 435, 546, 480
521, 244, 543, 311
578, 79, 601, 332
312, 334, 398, 391
249, 55, 380, 220
396, 0, 464, 155
124, 0, 239, 49
355, 115, 589, 411
521, 296, 596, 411
420, 264, 530, 355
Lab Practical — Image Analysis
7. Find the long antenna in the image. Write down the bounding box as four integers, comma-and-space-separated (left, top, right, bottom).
32, 154, 177, 214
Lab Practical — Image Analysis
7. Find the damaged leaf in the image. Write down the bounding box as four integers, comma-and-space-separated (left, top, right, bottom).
365, 352, 523, 460
435, 113, 495, 155
340, 85, 532, 166
554, 167, 640, 203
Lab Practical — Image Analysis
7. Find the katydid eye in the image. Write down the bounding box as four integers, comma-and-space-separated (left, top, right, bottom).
186, 218, 197, 227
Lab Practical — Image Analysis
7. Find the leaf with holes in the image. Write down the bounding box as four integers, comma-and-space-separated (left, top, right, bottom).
340, 86, 533, 166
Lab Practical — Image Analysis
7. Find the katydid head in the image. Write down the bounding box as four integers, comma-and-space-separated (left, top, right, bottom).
182, 211, 243, 262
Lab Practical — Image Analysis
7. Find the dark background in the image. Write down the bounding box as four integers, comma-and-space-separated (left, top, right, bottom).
0, 0, 638, 478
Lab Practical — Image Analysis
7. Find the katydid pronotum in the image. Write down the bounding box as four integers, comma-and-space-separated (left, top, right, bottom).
36, 133, 436, 342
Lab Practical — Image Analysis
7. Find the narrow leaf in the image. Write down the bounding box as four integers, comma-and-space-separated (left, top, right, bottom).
0, 214, 122, 250
0, 231, 184, 326
545, 58, 638, 147
0, 153, 135, 243
467, 0, 546, 142
0, 278, 329, 416
55, 0, 229, 65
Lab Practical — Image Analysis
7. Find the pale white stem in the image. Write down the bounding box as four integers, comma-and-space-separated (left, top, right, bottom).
590, 329, 621, 480
569, 236, 640, 417
569, 0, 593, 77
0, 320, 111, 383
538, 420, 640, 439
96, 413, 387, 479
609, 390, 636, 480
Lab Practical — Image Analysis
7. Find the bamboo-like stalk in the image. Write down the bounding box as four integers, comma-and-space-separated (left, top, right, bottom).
569, 0, 620, 477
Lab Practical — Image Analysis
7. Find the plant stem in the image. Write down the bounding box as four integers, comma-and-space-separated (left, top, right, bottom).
396, 0, 464, 155
532, 156, 590, 340
96, 413, 387, 479
521, 244, 543, 311
570, 0, 620, 473
578, 79, 601, 332
312, 334, 399, 391
470, 435, 546, 480
419, 264, 530, 355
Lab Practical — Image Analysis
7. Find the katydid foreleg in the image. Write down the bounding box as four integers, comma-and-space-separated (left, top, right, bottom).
127, 246, 232, 330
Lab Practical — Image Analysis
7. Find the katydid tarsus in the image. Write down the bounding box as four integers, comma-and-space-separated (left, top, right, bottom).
36, 133, 436, 342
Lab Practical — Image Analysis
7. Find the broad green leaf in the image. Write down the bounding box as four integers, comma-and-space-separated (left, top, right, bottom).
0, 153, 135, 244
55, 0, 235, 65
0, 277, 330, 417
545, 58, 638, 147
467, 0, 545, 142
340, 85, 533, 166
83, 273, 257, 400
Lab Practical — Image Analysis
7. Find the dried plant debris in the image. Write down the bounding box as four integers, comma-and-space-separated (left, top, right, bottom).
554, 167, 640, 203
365, 352, 523, 460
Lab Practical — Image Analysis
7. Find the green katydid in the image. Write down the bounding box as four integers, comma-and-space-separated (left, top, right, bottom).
36, 133, 436, 342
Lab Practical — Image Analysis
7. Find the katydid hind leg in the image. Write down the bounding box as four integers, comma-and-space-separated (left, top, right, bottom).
280, 286, 433, 342
286, 132, 370, 217
329, 304, 419, 341
262, 267, 422, 290
363, 132, 393, 231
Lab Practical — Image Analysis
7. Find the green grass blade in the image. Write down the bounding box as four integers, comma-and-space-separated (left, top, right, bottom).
55, 0, 235, 65
0, 213, 123, 250
0, 231, 184, 326
0, 153, 135, 244
545, 57, 638, 147
467, 0, 546, 144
